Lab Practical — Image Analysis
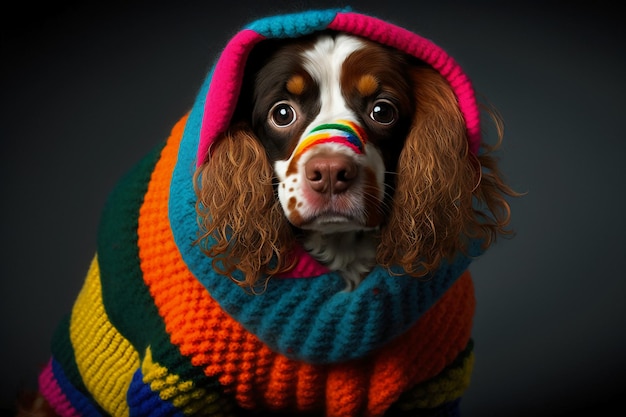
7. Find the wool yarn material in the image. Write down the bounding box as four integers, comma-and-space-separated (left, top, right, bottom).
38, 7, 484, 417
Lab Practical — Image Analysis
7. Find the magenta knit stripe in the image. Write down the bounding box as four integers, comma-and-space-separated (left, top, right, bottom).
38, 359, 81, 417
275, 243, 330, 278
328, 12, 481, 155
197, 29, 266, 167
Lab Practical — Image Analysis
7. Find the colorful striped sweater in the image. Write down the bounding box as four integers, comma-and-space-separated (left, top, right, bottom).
39, 8, 485, 417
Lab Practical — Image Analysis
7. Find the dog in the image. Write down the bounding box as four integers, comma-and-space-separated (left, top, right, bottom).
24, 10, 517, 417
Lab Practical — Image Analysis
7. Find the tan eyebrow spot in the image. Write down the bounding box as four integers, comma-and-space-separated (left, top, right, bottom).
357, 74, 379, 96
286, 74, 306, 95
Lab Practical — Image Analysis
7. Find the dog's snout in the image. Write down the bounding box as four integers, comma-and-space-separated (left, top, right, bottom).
305, 154, 357, 194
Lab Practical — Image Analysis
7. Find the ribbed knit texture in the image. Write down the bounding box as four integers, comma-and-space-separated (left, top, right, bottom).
39, 8, 485, 417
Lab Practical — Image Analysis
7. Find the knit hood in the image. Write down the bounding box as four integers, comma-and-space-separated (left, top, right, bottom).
39, 8, 483, 417
196, 8, 481, 166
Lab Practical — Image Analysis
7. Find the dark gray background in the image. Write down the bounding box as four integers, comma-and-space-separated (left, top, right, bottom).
2, 0, 624, 415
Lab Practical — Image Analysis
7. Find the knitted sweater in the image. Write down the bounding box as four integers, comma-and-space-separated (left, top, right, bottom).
39, 8, 484, 417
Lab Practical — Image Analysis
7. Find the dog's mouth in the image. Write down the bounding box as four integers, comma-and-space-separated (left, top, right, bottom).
297, 211, 376, 233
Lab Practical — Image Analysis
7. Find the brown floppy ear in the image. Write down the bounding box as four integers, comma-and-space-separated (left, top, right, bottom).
377, 66, 515, 276
194, 122, 296, 289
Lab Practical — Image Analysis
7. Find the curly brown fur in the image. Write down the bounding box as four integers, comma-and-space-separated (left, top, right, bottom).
194, 123, 297, 290
378, 66, 517, 276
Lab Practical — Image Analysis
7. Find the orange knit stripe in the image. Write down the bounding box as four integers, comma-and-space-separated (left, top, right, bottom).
263, 354, 297, 409
137, 115, 272, 408
295, 364, 325, 411
326, 362, 369, 417
137, 114, 475, 416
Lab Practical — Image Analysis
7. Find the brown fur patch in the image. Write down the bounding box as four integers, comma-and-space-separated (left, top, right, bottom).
356, 74, 379, 97
288, 197, 303, 224
286, 74, 306, 95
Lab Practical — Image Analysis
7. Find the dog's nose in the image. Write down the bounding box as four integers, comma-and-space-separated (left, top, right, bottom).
305, 154, 357, 194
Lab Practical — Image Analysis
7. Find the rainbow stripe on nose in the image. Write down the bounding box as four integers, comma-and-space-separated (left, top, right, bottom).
294, 120, 367, 157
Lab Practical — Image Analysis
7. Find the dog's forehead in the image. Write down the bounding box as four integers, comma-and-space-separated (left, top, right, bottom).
297, 34, 372, 92
299, 34, 366, 73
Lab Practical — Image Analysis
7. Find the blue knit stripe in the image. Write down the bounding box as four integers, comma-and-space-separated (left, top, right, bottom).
51, 358, 103, 417
128, 369, 185, 417
245, 8, 346, 38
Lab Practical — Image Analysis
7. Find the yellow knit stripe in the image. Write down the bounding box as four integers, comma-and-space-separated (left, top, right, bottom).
396, 351, 475, 410
69, 256, 139, 417
141, 347, 235, 416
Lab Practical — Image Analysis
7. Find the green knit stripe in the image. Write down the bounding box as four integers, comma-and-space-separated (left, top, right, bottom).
96, 142, 209, 383
50, 314, 104, 412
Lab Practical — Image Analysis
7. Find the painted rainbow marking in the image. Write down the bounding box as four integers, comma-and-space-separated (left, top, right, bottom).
294, 120, 367, 157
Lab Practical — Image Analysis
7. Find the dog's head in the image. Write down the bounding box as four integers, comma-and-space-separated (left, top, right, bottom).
194, 31, 514, 288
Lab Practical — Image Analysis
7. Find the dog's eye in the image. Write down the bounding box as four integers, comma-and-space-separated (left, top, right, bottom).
370, 100, 398, 126
269, 101, 297, 128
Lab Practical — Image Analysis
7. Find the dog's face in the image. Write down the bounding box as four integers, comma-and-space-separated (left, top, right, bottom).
250, 34, 415, 233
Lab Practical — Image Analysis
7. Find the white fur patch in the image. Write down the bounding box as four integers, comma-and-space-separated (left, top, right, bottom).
271, 34, 389, 289
300, 34, 366, 130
